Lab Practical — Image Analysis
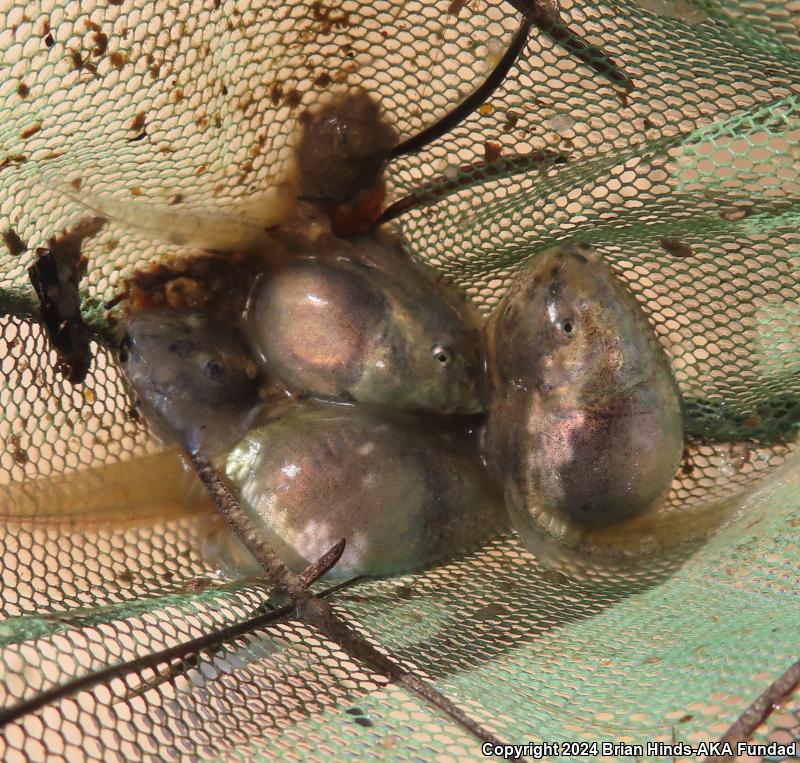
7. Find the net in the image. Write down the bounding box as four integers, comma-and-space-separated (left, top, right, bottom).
0, 0, 797, 760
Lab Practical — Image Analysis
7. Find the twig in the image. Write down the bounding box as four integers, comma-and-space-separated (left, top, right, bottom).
375, 149, 569, 226
298, 539, 346, 589
189, 453, 310, 600
704, 659, 800, 762
0, 579, 356, 726
117, 542, 347, 704
503, 0, 634, 92
296, 595, 509, 748
389, 18, 531, 159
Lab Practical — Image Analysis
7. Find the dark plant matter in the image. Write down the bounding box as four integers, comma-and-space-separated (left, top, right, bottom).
27, 217, 105, 383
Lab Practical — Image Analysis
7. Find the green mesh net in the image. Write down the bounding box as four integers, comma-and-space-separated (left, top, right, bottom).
0, 0, 798, 760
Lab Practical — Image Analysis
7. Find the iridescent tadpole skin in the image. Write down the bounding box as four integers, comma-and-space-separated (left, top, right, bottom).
220, 403, 503, 579
120, 309, 262, 456
248, 237, 487, 414
485, 244, 684, 534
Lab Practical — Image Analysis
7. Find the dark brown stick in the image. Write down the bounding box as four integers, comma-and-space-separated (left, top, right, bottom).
0, 579, 357, 727
704, 659, 800, 762
298, 539, 346, 588
189, 453, 310, 600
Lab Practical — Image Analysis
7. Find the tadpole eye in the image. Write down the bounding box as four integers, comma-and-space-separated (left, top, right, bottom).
432, 344, 454, 368
204, 360, 223, 381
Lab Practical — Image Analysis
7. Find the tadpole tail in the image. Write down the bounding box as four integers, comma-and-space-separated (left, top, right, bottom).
504, 0, 634, 92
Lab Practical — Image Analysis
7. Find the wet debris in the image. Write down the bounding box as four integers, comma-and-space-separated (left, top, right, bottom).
2, 228, 27, 257
20, 123, 42, 140
28, 217, 105, 384
659, 237, 693, 258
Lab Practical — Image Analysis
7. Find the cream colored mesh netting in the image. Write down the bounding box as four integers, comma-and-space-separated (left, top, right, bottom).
0, 0, 797, 760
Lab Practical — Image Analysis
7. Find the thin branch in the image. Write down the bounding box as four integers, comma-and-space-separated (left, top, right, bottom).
188, 453, 310, 601
376, 149, 569, 225
118, 542, 346, 704
704, 659, 800, 762
298, 539, 346, 588
0, 579, 356, 727
503, 0, 634, 92
389, 18, 531, 159
299, 596, 509, 748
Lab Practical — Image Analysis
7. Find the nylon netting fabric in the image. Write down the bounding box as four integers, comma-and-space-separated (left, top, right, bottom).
0, 1, 797, 761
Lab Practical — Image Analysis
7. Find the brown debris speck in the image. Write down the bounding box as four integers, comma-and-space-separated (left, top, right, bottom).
659, 237, 693, 258
483, 141, 502, 162
3, 228, 27, 256
0, 155, 28, 171
719, 207, 750, 222
9, 435, 28, 467
169, 194, 184, 205
285, 89, 301, 108
504, 110, 521, 131
681, 447, 695, 475
70, 177, 83, 190
270, 82, 283, 105
17, 82, 29, 98
181, 577, 214, 593
165, 277, 205, 310
69, 49, 97, 74
110, 51, 127, 69
20, 123, 42, 140
729, 441, 752, 472
311, 2, 351, 33
108, 0, 124, 6
43, 33, 54, 48
130, 111, 146, 132
314, 72, 332, 88
93, 32, 108, 56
